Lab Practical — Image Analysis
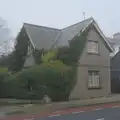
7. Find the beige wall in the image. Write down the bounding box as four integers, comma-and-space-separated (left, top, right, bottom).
70, 26, 111, 100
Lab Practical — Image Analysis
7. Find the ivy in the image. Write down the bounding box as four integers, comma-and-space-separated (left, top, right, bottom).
57, 30, 88, 66
33, 49, 44, 64
57, 29, 88, 87
11, 28, 29, 72
68, 30, 88, 66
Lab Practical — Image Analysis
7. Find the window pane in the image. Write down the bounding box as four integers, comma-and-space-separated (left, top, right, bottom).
95, 75, 100, 87
88, 41, 98, 53
88, 71, 100, 88
88, 42, 93, 52
88, 74, 93, 87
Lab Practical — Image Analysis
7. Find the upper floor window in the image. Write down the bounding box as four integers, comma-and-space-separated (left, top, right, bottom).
88, 41, 98, 53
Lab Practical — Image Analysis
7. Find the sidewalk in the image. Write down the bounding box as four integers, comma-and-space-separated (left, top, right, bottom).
1, 94, 120, 117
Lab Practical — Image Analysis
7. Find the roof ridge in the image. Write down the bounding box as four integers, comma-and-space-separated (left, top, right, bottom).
24, 23, 61, 31
62, 17, 94, 30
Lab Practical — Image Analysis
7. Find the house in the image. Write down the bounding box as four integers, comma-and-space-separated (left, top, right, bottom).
107, 33, 120, 58
16, 17, 113, 99
110, 51, 120, 93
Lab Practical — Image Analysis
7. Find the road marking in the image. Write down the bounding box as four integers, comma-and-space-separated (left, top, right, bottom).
96, 118, 104, 120
53, 110, 62, 113
48, 114, 61, 117
93, 108, 103, 111
24, 118, 34, 120
112, 106, 120, 108
72, 111, 84, 114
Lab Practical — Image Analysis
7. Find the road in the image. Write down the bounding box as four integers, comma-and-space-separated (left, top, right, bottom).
1, 103, 120, 120
36, 106, 120, 120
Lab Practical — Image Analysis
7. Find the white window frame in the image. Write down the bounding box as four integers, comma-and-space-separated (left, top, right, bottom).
88, 41, 98, 53
88, 70, 100, 89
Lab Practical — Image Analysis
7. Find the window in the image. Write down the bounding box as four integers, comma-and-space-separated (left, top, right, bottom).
88, 70, 100, 89
28, 43, 32, 55
88, 41, 98, 53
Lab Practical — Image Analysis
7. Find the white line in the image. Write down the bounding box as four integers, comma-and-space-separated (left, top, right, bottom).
72, 111, 84, 114
96, 118, 104, 120
48, 114, 61, 117
53, 110, 62, 113
112, 106, 120, 108
93, 108, 103, 111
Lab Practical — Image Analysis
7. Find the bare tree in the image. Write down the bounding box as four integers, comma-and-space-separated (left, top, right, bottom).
0, 17, 14, 56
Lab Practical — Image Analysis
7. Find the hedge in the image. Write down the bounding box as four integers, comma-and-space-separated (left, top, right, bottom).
0, 61, 74, 101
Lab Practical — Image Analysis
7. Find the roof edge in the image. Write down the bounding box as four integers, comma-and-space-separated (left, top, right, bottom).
93, 21, 114, 52
62, 17, 94, 30
23, 23, 61, 31
23, 25, 36, 49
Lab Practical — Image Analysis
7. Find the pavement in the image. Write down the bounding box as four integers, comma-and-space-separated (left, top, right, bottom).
1, 102, 120, 120
1, 94, 120, 119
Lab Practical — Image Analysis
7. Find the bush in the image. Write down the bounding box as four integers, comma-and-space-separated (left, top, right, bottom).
1, 61, 73, 101
39, 61, 74, 101
0, 54, 74, 101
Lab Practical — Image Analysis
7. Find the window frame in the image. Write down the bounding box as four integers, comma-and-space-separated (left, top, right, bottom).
87, 40, 99, 54
88, 70, 100, 89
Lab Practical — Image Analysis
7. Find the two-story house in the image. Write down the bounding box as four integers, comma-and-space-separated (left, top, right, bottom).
16, 17, 113, 100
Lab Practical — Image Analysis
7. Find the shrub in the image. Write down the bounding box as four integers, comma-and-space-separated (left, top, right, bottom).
36, 61, 74, 101
3, 61, 74, 101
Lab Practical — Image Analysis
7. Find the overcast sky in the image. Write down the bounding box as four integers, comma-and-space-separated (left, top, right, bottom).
0, 0, 120, 37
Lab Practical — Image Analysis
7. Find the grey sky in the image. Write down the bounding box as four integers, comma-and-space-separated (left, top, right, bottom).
0, 0, 119, 37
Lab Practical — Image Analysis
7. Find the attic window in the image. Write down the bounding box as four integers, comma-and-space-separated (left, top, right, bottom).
88, 41, 98, 53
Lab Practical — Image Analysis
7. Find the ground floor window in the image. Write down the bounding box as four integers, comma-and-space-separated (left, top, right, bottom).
88, 70, 100, 89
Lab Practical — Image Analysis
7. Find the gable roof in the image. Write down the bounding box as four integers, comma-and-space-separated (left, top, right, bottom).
23, 17, 113, 52
56, 17, 94, 46
23, 23, 61, 49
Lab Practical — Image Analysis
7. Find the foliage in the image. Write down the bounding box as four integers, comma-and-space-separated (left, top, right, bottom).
41, 61, 74, 101
0, 67, 10, 97
42, 50, 57, 63
57, 30, 88, 89
0, 61, 73, 101
0, 27, 89, 101
11, 28, 29, 72
57, 46, 69, 64
33, 49, 44, 64
0, 67, 9, 82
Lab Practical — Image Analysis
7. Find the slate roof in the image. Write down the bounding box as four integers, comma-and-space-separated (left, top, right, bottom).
24, 23, 61, 49
23, 17, 113, 51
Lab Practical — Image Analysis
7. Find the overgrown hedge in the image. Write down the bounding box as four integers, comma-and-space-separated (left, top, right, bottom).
0, 61, 74, 101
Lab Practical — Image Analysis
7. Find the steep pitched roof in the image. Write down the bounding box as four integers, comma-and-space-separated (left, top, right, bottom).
23, 17, 113, 52
56, 17, 93, 46
23, 23, 61, 49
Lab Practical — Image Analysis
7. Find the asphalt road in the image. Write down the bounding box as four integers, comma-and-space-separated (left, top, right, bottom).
37, 107, 120, 120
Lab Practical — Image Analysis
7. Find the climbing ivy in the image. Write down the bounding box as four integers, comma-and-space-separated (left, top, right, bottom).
11, 28, 29, 72
33, 49, 44, 64
57, 29, 89, 88
57, 30, 88, 66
